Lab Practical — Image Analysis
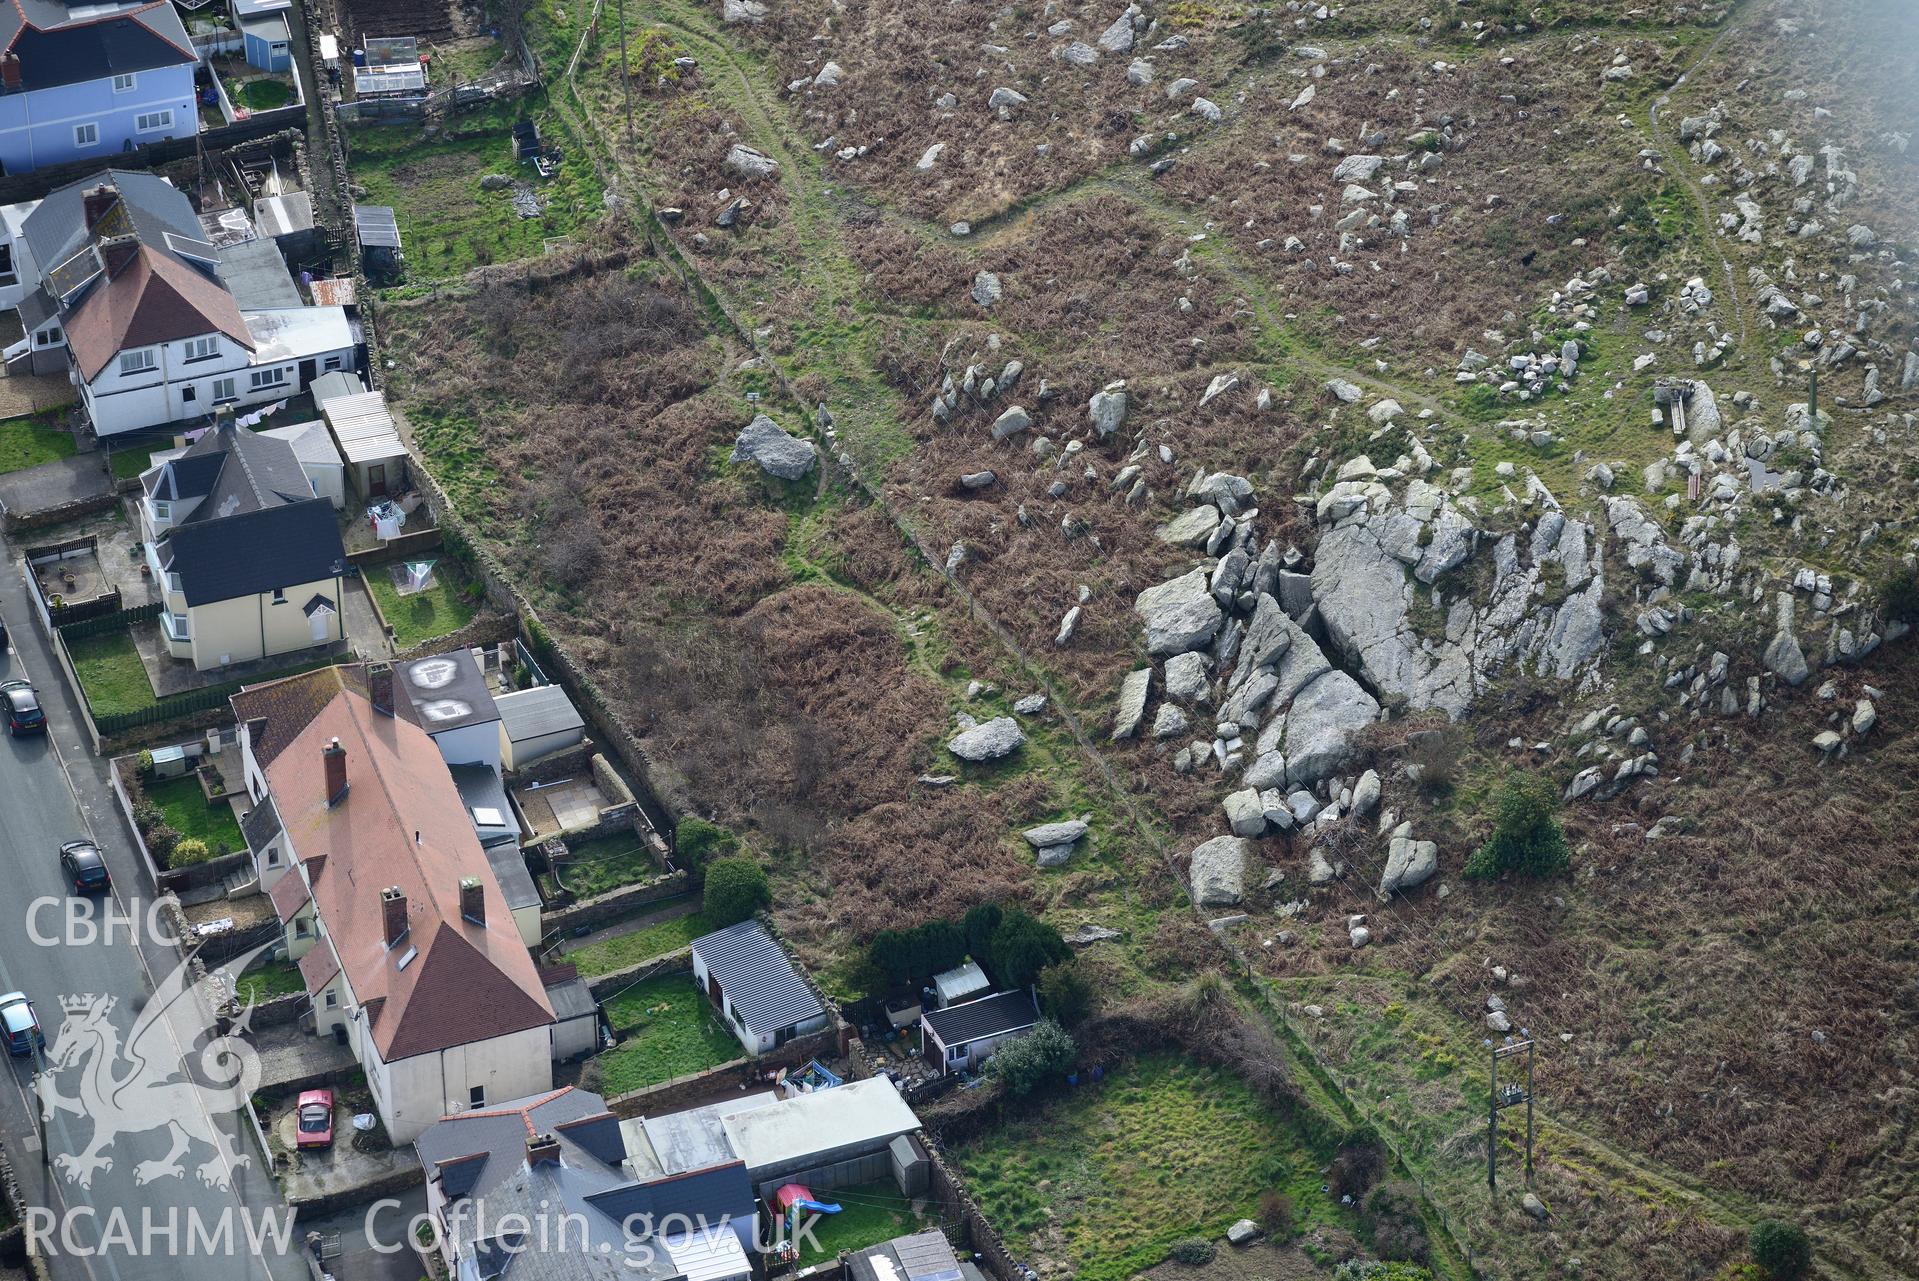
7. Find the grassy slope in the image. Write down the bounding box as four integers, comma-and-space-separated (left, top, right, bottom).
347, 99, 605, 280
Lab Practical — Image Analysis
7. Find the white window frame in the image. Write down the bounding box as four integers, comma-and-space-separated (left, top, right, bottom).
249, 367, 288, 391
112, 73, 136, 93
73, 122, 100, 148
182, 336, 217, 362
150, 500, 171, 522
119, 348, 157, 376
135, 109, 172, 134
211, 377, 237, 403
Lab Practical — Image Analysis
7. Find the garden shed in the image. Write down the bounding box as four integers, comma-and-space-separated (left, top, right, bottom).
921, 990, 1039, 1075
496, 684, 586, 770
690, 919, 828, 1056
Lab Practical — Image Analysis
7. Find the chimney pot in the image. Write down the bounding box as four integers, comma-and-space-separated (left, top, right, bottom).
81, 183, 117, 233
380, 886, 407, 948
368, 662, 395, 716
527, 1133, 561, 1166
458, 875, 485, 927
322, 737, 348, 806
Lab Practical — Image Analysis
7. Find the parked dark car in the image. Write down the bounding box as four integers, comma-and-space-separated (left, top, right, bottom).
59, 841, 110, 894
0, 993, 42, 1057
1, 680, 45, 736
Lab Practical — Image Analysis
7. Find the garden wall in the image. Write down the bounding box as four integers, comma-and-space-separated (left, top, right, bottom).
923, 1140, 1026, 1281
540, 869, 688, 936
602, 1022, 845, 1120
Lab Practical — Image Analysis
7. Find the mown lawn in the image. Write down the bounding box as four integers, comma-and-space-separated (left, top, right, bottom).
109, 443, 163, 481
790, 1182, 939, 1266
0, 412, 75, 473
234, 958, 306, 1005
953, 1056, 1342, 1281
347, 99, 604, 280
365, 570, 479, 648
554, 832, 661, 900
597, 974, 740, 1093
566, 905, 714, 977
145, 774, 246, 854
65, 630, 155, 717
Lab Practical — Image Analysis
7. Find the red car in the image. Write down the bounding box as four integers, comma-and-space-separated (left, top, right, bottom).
295, 1089, 334, 1149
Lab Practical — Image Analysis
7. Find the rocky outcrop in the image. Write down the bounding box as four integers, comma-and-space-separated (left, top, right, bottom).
1311, 477, 1607, 717
1278, 670, 1378, 783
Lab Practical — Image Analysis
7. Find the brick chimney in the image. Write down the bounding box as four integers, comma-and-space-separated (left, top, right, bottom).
322, 737, 348, 806
458, 876, 485, 927
368, 662, 395, 716
82, 184, 118, 233
380, 886, 407, 948
526, 1133, 561, 1166
0, 55, 21, 93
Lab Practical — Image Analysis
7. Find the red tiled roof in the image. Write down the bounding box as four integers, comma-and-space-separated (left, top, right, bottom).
65, 242, 252, 381
264, 671, 553, 1061
297, 938, 340, 994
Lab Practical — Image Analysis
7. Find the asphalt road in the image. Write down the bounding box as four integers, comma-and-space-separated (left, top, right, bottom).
0, 574, 301, 1281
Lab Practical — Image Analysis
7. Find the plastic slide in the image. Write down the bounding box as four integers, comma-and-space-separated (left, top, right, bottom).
792, 1198, 842, 1215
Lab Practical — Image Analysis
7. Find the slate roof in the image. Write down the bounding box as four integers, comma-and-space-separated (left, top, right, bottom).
415, 1086, 748, 1281
689, 920, 824, 1037
19, 171, 251, 382
239, 667, 554, 1061
920, 990, 1040, 1048
150, 420, 345, 607
241, 794, 283, 855
399, 650, 498, 734
0, 1, 194, 94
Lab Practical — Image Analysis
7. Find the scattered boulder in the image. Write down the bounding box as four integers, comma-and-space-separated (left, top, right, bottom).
948, 717, 1024, 761
1111, 668, 1152, 739
1089, 383, 1129, 437
1187, 835, 1249, 906
1156, 505, 1221, 547
1377, 824, 1439, 899
1281, 670, 1381, 784
1135, 569, 1225, 656
729, 415, 817, 480
1225, 1220, 1261, 1247
990, 405, 1032, 440
1223, 789, 1267, 838
721, 0, 767, 22
724, 144, 779, 179
1164, 651, 1211, 705
971, 271, 1003, 307
1023, 820, 1088, 849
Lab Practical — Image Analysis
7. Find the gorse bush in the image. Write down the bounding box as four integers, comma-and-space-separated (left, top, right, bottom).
1465, 773, 1571, 879
985, 1018, 1075, 1095
1166, 1238, 1215, 1266
1749, 1220, 1811, 1280
1035, 961, 1094, 1028
703, 856, 770, 926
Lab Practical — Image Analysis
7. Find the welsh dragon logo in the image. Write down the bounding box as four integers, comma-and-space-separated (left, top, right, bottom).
36, 943, 272, 1191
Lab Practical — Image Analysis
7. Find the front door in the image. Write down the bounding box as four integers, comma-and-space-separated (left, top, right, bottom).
298, 358, 317, 386
309, 606, 333, 643
366, 462, 387, 497
707, 973, 722, 1005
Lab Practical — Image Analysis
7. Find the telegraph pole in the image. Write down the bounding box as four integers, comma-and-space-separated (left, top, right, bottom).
1486, 1031, 1536, 1191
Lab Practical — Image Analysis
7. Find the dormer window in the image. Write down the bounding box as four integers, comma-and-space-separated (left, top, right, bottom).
151, 500, 171, 522
183, 336, 217, 362
119, 348, 157, 376
112, 74, 136, 93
